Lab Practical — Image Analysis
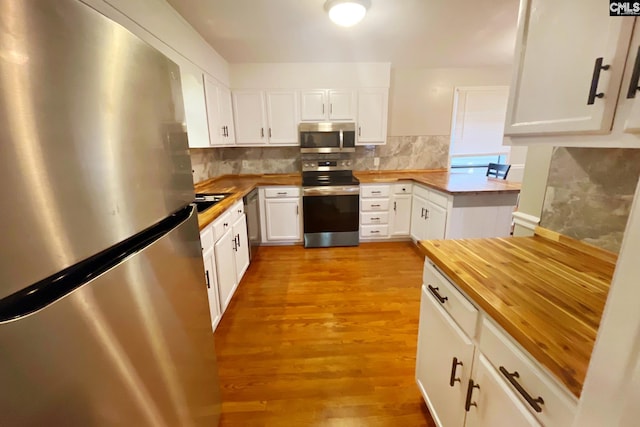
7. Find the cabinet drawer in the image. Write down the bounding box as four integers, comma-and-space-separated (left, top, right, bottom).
429, 190, 449, 208
264, 187, 300, 198
361, 199, 389, 211
231, 200, 244, 218
479, 318, 577, 427
361, 212, 389, 225
213, 211, 232, 241
423, 260, 478, 338
361, 224, 389, 238
413, 184, 430, 200
200, 225, 214, 251
393, 182, 412, 194
361, 185, 390, 198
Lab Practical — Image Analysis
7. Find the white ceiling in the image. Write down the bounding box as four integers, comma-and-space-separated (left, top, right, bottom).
166, 0, 519, 68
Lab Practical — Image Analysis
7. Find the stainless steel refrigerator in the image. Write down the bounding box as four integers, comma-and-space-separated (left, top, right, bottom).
0, 0, 221, 425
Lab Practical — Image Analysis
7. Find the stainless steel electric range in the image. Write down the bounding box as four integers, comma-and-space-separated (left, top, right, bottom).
302, 154, 360, 248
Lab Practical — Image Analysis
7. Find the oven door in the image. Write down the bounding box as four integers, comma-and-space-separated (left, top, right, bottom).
300, 131, 342, 153
303, 186, 360, 248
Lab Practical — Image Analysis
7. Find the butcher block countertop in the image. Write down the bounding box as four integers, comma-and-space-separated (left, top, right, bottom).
418, 227, 617, 398
193, 170, 520, 230
355, 170, 521, 194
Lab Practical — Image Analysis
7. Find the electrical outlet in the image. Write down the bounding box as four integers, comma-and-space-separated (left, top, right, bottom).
242, 160, 250, 169
373, 157, 380, 167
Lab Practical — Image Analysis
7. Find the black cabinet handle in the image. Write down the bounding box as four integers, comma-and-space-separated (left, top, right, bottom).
587, 57, 610, 105
371, 191, 381, 194
277, 192, 287, 195
499, 367, 545, 413
449, 357, 463, 387
627, 46, 640, 99
465, 379, 480, 411
330, 103, 333, 114
425, 208, 430, 219
261, 127, 264, 138
223, 222, 228, 227
236, 234, 240, 248
370, 230, 380, 234
205, 270, 211, 289
371, 204, 380, 208
358, 126, 361, 136
232, 238, 237, 252
269, 128, 272, 138
371, 217, 380, 221
427, 285, 448, 304
421, 207, 425, 218
322, 104, 325, 114
394, 201, 397, 212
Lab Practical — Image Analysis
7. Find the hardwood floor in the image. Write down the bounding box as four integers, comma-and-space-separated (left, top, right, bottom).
214, 242, 436, 426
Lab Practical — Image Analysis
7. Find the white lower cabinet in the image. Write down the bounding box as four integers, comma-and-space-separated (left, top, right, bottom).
361, 183, 412, 240
411, 189, 447, 241
416, 259, 577, 427
260, 187, 302, 243
199, 200, 250, 330
465, 355, 540, 427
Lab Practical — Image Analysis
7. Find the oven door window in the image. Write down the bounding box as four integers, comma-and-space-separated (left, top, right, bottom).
303, 194, 359, 233
300, 131, 340, 149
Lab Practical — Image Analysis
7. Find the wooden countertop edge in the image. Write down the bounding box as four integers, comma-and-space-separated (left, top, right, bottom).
416, 236, 617, 398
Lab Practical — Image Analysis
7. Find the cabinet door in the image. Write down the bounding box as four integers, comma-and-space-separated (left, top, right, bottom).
425, 201, 447, 240
357, 88, 388, 144
266, 91, 299, 145
180, 64, 210, 148
202, 246, 221, 331
214, 229, 237, 313
328, 89, 355, 120
232, 90, 267, 144
300, 90, 327, 121
232, 214, 250, 283
410, 195, 428, 241
218, 84, 236, 144
623, 21, 640, 134
265, 198, 301, 241
416, 285, 475, 427
203, 74, 224, 146
465, 355, 540, 427
391, 194, 412, 236
504, 0, 634, 136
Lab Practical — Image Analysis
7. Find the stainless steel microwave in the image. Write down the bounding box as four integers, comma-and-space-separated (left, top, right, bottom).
299, 122, 356, 153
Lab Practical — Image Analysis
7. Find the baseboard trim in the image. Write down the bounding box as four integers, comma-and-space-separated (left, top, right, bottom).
512, 211, 540, 231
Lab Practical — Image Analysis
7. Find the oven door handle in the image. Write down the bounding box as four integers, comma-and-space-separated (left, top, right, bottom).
303, 186, 360, 197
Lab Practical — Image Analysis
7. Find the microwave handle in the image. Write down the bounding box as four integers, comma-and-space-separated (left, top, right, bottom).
339, 129, 344, 150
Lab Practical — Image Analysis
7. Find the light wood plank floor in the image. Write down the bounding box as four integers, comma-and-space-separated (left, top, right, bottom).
214, 242, 436, 426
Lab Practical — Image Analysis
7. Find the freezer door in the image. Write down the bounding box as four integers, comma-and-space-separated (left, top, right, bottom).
0, 209, 221, 426
0, 0, 194, 299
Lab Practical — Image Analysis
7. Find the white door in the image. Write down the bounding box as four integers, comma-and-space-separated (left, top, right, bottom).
266, 91, 299, 145
623, 21, 640, 134
391, 194, 412, 236
328, 89, 355, 120
232, 214, 250, 283
465, 355, 541, 427
504, 0, 634, 136
214, 228, 237, 312
218, 84, 236, 144
203, 74, 224, 146
425, 201, 447, 240
232, 90, 267, 144
410, 195, 429, 241
357, 88, 388, 144
265, 198, 300, 241
416, 285, 475, 427
180, 64, 210, 148
202, 246, 221, 331
300, 90, 326, 121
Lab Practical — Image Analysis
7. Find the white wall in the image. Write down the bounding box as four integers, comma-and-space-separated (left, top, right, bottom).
230, 63, 391, 89
388, 66, 512, 136
80, 0, 229, 84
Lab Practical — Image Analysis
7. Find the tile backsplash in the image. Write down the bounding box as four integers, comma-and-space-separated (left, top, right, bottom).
190, 135, 450, 183
540, 147, 640, 253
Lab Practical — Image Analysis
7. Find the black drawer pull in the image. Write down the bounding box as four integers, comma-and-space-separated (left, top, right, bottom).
371, 217, 380, 220
465, 379, 480, 411
449, 357, 463, 387
370, 230, 380, 234
499, 366, 544, 413
587, 57, 610, 105
427, 285, 448, 304
371, 191, 382, 194
205, 271, 211, 289
627, 46, 640, 99
371, 204, 380, 208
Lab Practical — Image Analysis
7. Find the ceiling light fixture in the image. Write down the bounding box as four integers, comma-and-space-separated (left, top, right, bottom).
324, 0, 371, 27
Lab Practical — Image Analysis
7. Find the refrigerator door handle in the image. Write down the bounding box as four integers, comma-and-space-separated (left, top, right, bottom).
0, 205, 196, 323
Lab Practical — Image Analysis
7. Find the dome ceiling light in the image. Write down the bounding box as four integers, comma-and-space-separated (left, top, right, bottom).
324, 0, 371, 27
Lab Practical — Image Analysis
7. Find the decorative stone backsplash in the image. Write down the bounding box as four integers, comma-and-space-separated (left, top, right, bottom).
190, 135, 450, 183
540, 147, 640, 253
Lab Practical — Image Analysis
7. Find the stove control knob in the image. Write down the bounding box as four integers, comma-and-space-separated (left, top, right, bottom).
304, 163, 309, 167
346, 161, 351, 166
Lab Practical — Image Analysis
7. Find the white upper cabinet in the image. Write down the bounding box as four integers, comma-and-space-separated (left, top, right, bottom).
232, 90, 268, 145
265, 91, 299, 145
300, 89, 356, 121
622, 21, 640, 134
505, 0, 634, 137
357, 88, 389, 144
233, 90, 298, 146
218, 84, 236, 144
179, 63, 210, 148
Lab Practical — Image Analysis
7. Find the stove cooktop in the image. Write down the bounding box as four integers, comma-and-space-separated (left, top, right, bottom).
302, 171, 359, 187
